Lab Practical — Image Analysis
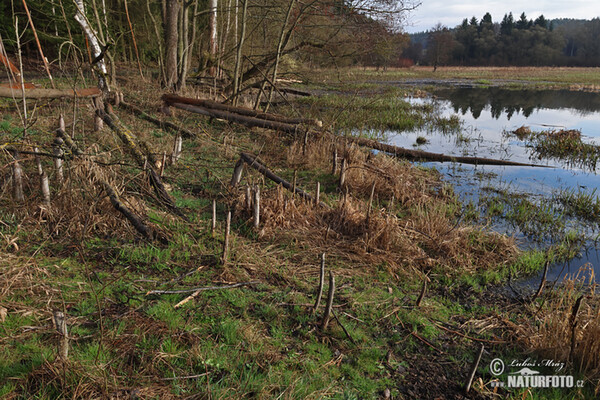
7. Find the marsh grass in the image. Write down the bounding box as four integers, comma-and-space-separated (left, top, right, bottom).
288, 91, 461, 135
556, 187, 600, 225
236, 142, 519, 276
508, 126, 600, 170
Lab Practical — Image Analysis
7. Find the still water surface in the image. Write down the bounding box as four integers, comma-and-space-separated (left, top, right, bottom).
389, 88, 600, 290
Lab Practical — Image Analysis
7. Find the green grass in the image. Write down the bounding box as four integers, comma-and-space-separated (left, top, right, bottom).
287, 90, 462, 134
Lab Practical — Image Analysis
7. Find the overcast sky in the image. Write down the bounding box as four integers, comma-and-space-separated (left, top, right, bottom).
402, 1, 600, 33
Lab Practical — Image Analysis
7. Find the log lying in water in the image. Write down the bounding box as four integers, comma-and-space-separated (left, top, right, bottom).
0, 86, 101, 99
345, 135, 550, 168
162, 94, 321, 127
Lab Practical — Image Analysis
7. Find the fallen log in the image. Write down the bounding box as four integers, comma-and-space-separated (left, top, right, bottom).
277, 86, 314, 97
168, 102, 301, 135
119, 100, 196, 138
346, 136, 550, 168
96, 109, 184, 217
0, 86, 101, 99
55, 125, 164, 242
236, 152, 329, 208
162, 94, 321, 127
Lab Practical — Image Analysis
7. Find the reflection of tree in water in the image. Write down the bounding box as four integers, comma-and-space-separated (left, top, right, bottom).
436, 88, 600, 120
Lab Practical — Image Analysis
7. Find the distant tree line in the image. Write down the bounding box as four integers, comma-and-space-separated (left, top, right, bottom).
407, 13, 600, 67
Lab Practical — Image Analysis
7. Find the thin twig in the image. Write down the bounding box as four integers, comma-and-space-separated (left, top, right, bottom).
332, 309, 356, 345
465, 343, 485, 394
146, 281, 259, 296
321, 271, 335, 330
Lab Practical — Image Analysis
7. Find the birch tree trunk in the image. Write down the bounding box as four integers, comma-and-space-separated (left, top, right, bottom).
208, 0, 218, 76
74, 0, 108, 91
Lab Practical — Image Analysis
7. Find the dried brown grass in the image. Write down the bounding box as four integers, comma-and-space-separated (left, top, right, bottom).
235, 178, 517, 278
0, 151, 162, 248
522, 265, 600, 389
246, 137, 518, 276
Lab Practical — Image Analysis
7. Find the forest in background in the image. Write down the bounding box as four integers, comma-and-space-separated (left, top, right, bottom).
0, 0, 417, 91
408, 14, 600, 68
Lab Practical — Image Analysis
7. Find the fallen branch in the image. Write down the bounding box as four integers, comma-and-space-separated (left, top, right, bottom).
236, 152, 329, 207
119, 100, 197, 139
56, 119, 164, 242
97, 108, 183, 216
0, 86, 101, 99
101, 179, 158, 242
146, 281, 259, 297
432, 321, 506, 344
332, 309, 357, 345
464, 343, 485, 394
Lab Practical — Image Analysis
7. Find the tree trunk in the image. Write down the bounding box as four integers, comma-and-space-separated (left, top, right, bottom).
164, 0, 180, 89
232, 0, 248, 105
208, 0, 218, 76
147, 0, 166, 84
178, 0, 190, 90
265, 0, 296, 111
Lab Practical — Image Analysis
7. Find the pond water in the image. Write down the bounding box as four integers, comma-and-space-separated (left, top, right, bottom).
388, 87, 600, 291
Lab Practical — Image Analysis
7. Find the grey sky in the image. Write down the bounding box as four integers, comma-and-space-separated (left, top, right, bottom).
402, 1, 600, 33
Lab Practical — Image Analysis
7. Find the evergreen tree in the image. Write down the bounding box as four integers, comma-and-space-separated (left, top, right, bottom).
535, 15, 548, 29
500, 13, 514, 36
516, 12, 529, 29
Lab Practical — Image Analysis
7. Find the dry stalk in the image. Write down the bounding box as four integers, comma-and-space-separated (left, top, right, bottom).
321, 271, 335, 330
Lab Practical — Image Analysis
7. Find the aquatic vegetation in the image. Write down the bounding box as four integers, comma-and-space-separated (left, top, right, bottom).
510, 127, 600, 171
555, 187, 600, 225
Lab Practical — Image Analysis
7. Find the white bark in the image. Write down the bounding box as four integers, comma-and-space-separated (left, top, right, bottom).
74, 0, 108, 89
209, 0, 218, 57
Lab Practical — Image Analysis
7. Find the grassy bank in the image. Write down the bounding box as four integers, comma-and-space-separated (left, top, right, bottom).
1, 69, 598, 399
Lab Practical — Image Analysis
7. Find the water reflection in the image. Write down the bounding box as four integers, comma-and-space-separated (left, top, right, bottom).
434, 88, 600, 120
389, 88, 600, 289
